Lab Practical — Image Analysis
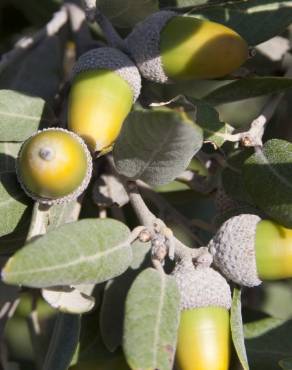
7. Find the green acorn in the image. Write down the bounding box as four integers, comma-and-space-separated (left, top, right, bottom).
16, 128, 92, 205
68, 47, 141, 154
126, 11, 248, 83
172, 260, 231, 370
208, 214, 292, 286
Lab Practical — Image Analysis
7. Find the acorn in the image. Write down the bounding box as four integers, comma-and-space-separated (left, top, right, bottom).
172, 260, 231, 370
68, 47, 141, 154
208, 214, 292, 287
126, 11, 249, 83
16, 128, 92, 204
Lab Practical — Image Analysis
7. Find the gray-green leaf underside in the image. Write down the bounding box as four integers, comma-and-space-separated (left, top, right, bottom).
2, 218, 132, 288
0, 90, 55, 142
123, 268, 180, 370
113, 108, 203, 186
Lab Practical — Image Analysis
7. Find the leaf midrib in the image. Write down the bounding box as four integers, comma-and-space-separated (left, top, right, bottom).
134, 115, 176, 179
4, 237, 130, 279
151, 271, 166, 367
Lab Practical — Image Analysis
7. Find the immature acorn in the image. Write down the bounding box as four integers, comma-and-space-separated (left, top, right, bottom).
16, 128, 92, 204
68, 47, 141, 154
172, 259, 231, 370
208, 214, 292, 287
126, 11, 249, 83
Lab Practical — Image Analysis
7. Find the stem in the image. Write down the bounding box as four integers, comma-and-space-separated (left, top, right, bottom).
137, 181, 204, 244
223, 93, 283, 147
107, 156, 205, 258
81, 0, 97, 22
26, 203, 50, 242
82, 0, 127, 50
95, 9, 126, 49
124, 181, 202, 260
0, 6, 68, 74
66, 1, 103, 57
223, 64, 292, 147
125, 181, 157, 227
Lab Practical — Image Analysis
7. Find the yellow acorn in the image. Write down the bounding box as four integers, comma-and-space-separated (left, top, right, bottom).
126, 11, 249, 83
68, 47, 141, 154
172, 260, 231, 370
209, 214, 292, 286
16, 128, 92, 204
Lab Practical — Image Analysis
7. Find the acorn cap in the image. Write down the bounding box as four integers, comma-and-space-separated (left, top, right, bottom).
126, 10, 176, 83
71, 47, 141, 102
172, 261, 232, 311
208, 214, 262, 287
16, 128, 93, 205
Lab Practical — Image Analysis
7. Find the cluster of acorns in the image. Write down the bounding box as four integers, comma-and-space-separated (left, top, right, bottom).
172, 212, 292, 370
14, 8, 292, 370
16, 10, 249, 205
18, 9, 288, 370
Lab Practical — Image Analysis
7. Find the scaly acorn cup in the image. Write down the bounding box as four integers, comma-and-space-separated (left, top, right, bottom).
68, 47, 141, 154
126, 11, 249, 83
172, 260, 231, 370
208, 214, 292, 286
16, 128, 92, 205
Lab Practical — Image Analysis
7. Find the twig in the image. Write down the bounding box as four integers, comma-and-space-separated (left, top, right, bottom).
137, 180, 206, 243
66, 1, 103, 57
95, 9, 127, 50
124, 181, 156, 227
222, 93, 283, 147
81, 0, 97, 22
82, 0, 126, 50
106, 156, 206, 258
0, 6, 68, 74
124, 181, 204, 260
223, 65, 292, 147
